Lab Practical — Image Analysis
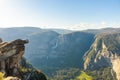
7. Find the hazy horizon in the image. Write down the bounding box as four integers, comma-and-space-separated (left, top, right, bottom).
0, 26, 119, 31
0, 0, 120, 30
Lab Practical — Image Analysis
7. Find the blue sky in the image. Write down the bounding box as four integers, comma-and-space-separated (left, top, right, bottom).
0, 0, 120, 30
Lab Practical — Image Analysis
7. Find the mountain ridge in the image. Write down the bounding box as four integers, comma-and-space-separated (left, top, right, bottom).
0, 27, 120, 80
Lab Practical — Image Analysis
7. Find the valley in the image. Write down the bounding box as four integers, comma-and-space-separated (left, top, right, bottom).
0, 27, 119, 80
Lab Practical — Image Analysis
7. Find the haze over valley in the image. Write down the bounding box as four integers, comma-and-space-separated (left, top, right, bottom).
0, 0, 120, 80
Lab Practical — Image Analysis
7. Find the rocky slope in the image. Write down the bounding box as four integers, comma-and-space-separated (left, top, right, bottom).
84, 33, 120, 80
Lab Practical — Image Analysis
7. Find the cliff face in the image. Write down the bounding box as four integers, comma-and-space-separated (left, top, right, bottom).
84, 33, 120, 80
0, 39, 47, 80
27, 31, 94, 75
0, 39, 28, 76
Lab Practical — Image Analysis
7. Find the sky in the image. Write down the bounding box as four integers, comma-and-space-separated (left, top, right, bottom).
0, 0, 120, 30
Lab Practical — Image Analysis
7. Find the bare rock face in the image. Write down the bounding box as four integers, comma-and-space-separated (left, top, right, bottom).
4, 76, 21, 80
84, 33, 120, 80
111, 57, 120, 80
0, 39, 28, 77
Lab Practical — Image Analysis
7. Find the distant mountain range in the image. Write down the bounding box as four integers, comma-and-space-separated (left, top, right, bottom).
0, 27, 120, 80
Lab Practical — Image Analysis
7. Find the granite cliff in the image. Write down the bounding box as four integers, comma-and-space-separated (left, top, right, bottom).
0, 38, 47, 80
84, 33, 120, 80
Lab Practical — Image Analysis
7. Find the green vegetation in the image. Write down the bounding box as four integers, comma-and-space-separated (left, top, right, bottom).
86, 67, 117, 80
49, 67, 116, 80
76, 71, 92, 80
48, 68, 80, 80
76, 67, 116, 80
19, 57, 47, 80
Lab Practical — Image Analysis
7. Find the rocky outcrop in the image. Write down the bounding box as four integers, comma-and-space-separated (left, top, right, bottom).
4, 76, 21, 80
0, 39, 28, 76
0, 39, 47, 80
